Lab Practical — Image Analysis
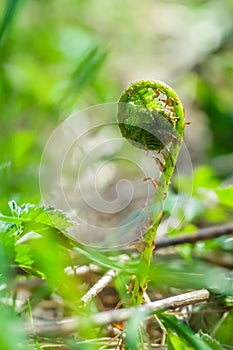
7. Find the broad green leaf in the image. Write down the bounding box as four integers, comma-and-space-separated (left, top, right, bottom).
167, 330, 194, 350
213, 310, 233, 345
160, 314, 213, 350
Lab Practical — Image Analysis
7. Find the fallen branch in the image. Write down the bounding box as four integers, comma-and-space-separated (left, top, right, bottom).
26, 289, 209, 336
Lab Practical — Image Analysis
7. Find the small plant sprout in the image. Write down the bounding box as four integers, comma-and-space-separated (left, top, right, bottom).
118, 80, 185, 305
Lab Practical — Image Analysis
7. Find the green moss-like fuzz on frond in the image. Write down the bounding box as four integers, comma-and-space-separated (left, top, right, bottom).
118, 80, 185, 152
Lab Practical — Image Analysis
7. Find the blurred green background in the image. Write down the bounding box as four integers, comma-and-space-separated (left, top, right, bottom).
1, 0, 233, 208
1, 2, 233, 348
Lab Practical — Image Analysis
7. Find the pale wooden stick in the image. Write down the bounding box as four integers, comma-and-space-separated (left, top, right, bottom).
26, 289, 209, 336
81, 269, 118, 305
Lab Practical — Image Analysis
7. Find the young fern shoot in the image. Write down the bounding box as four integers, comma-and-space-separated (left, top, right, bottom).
118, 80, 185, 305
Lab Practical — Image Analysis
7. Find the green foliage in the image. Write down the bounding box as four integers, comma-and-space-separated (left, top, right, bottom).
1, 0, 233, 348
213, 310, 233, 346
0, 304, 31, 350
0, 0, 110, 206
0, 201, 75, 275
160, 315, 213, 350
167, 330, 194, 350
215, 185, 233, 208
198, 331, 222, 350
149, 258, 233, 296
196, 76, 233, 156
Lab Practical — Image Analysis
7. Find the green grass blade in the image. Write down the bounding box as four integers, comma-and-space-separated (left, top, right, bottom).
71, 46, 108, 92
0, 0, 25, 42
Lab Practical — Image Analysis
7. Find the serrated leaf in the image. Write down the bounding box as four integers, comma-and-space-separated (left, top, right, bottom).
5, 202, 75, 231
0, 203, 79, 253
33, 207, 75, 232
18, 205, 75, 233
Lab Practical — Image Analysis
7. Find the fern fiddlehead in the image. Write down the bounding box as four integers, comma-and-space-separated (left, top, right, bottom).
118, 80, 185, 305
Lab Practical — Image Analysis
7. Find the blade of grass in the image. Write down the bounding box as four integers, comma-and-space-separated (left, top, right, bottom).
71, 45, 108, 94
0, 0, 25, 42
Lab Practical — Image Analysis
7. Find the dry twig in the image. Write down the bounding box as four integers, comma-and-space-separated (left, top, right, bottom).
81, 269, 118, 305
155, 222, 233, 249
26, 289, 209, 336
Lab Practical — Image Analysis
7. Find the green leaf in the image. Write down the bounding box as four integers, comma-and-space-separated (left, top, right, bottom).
160, 314, 213, 350
167, 330, 194, 350
3, 201, 75, 233
0, 202, 77, 251
20, 205, 75, 233
213, 310, 233, 345
15, 242, 34, 271
0, 201, 135, 273
198, 331, 222, 350
215, 186, 233, 208
73, 245, 132, 271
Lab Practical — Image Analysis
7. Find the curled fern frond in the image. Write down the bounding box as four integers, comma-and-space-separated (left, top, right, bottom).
118, 80, 185, 152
